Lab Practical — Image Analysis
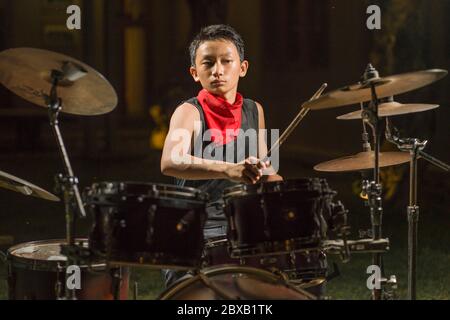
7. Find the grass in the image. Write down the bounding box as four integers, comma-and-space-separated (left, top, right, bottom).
326, 246, 450, 300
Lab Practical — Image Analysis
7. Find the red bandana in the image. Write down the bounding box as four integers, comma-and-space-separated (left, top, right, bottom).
197, 89, 243, 145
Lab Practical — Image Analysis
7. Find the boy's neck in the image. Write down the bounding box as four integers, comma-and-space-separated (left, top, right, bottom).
220, 89, 238, 104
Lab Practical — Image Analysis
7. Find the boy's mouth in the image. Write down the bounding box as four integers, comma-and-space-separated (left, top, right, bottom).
211, 80, 226, 86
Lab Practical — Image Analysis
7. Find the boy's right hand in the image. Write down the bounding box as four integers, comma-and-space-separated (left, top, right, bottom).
224, 157, 269, 184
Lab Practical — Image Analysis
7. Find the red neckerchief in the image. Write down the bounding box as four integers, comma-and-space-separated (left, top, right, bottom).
197, 89, 243, 145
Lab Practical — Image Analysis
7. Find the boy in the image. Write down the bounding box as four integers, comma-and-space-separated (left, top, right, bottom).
160, 24, 282, 288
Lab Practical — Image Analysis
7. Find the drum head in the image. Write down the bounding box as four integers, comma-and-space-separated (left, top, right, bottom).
223, 178, 324, 200
159, 266, 316, 300
7, 239, 101, 271
86, 181, 209, 203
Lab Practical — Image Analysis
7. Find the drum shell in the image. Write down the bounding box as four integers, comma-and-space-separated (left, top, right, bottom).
86, 182, 208, 268
223, 179, 333, 255
6, 239, 129, 300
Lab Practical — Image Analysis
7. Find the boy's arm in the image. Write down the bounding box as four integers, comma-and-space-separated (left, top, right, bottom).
255, 102, 283, 182
161, 103, 265, 184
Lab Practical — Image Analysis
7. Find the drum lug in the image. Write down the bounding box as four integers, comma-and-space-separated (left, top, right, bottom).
133, 281, 139, 300
110, 268, 124, 300
149, 184, 159, 198
176, 210, 195, 233
6, 259, 15, 300
55, 262, 65, 299
260, 197, 271, 239
146, 204, 157, 245
289, 251, 297, 265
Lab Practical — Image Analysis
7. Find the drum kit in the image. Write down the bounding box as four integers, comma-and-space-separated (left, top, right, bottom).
0, 48, 448, 300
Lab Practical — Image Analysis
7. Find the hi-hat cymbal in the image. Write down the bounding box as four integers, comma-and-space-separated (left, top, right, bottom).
303, 69, 447, 110
314, 151, 411, 172
337, 102, 439, 120
0, 48, 117, 115
0, 170, 60, 201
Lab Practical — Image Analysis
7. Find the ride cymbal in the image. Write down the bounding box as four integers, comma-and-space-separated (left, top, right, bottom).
0, 48, 117, 115
303, 69, 447, 110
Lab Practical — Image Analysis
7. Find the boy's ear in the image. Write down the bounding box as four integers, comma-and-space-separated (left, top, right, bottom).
190, 67, 200, 82
240, 60, 249, 78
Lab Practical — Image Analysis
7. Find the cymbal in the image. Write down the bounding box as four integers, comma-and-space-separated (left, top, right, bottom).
0, 48, 117, 115
303, 69, 447, 110
0, 170, 60, 201
314, 151, 411, 172
337, 102, 439, 120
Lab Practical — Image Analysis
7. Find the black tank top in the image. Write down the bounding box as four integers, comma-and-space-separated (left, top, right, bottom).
175, 97, 260, 228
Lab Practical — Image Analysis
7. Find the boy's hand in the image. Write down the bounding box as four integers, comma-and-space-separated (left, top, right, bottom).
224, 156, 269, 184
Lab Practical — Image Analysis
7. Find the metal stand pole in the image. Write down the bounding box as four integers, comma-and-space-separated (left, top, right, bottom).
385, 121, 449, 299
360, 64, 385, 300
45, 69, 87, 300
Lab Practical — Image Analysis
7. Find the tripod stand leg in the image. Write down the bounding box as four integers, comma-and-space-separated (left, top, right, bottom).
407, 205, 419, 300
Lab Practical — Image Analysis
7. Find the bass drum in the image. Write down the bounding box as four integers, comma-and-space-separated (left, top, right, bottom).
158, 265, 316, 300
6, 239, 129, 300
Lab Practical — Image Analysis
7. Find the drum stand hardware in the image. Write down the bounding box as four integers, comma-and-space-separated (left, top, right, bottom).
323, 238, 390, 255
358, 64, 387, 300
380, 275, 398, 300
329, 201, 351, 263
111, 268, 125, 300
133, 282, 139, 300
385, 118, 449, 300
45, 66, 88, 300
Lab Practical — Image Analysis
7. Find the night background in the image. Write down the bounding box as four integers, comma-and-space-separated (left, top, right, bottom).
0, 0, 448, 300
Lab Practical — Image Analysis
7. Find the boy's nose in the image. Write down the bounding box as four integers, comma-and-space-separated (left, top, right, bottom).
212, 63, 224, 77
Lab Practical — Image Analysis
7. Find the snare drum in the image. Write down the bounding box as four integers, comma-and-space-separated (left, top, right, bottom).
85, 182, 208, 269
223, 178, 335, 257
6, 239, 128, 300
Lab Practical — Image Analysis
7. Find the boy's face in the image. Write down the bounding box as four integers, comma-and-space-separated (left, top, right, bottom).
190, 39, 248, 98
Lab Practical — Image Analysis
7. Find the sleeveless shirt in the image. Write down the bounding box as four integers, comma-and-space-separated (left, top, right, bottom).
174, 96, 260, 229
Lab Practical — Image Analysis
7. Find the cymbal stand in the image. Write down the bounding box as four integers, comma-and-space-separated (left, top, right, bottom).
45, 65, 87, 300
360, 64, 385, 300
385, 118, 449, 300
360, 102, 372, 153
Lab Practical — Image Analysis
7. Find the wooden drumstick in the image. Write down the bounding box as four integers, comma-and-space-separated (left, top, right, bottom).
262, 83, 328, 162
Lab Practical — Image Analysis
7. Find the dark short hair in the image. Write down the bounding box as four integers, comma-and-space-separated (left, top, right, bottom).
189, 24, 245, 67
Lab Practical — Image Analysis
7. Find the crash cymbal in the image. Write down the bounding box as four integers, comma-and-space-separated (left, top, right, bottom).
337, 102, 439, 120
0, 170, 60, 201
314, 151, 411, 172
0, 48, 117, 115
303, 69, 447, 110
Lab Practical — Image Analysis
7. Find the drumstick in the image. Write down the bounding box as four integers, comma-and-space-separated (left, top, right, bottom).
262, 83, 328, 162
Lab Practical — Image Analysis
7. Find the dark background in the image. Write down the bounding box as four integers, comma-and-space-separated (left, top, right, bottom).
0, 0, 448, 299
